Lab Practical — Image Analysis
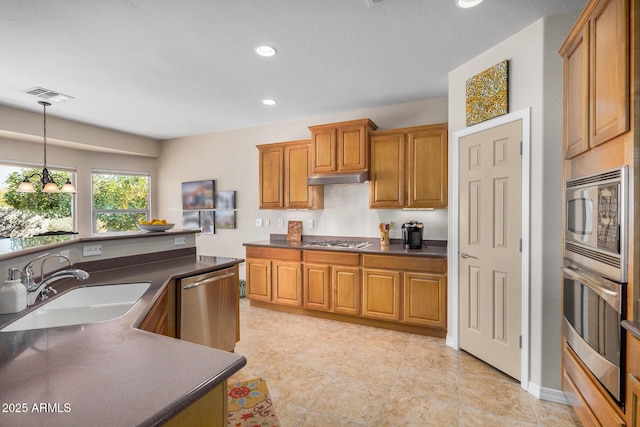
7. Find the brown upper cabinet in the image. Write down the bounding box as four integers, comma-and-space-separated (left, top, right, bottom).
308, 118, 378, 174
559, 0, 629, 159
257, 140, 323, 210
369, 123, 448, 209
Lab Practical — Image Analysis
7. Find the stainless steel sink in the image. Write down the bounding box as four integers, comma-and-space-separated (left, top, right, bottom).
0, 282, 151, 332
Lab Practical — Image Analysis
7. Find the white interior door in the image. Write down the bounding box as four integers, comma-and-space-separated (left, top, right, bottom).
458, 119, 523, 380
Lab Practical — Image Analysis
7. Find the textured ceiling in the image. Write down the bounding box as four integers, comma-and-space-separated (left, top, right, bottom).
0, 0, 586, 140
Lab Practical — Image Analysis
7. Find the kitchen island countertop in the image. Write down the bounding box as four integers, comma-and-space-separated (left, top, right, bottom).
0, 252, 246, 427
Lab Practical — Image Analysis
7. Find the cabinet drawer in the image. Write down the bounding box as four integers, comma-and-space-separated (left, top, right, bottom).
303, 250, 359, 266
563, 371, 600, 427
362, 254, 445, 273
246, 246, 302, 261
564, 343, 624, 426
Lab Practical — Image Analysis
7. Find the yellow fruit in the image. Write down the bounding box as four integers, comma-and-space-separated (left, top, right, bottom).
152, 221, 163, 225
140, 220, 149, 225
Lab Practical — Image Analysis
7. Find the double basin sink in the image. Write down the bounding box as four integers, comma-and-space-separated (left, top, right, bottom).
0, 282, 150, 332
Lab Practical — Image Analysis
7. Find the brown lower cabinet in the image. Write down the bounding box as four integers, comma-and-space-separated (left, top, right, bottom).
563, 342, 625, 426
140, 283, 173, 337
628, 332, 640, 426
246, 245, 447, 336
164, 382, 227, 427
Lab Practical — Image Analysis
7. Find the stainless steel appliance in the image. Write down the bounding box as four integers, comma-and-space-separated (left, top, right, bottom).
565, 166, 627, 282
402, 221, 423, 249
179, 267, 237, 352
562, 261, 625, 403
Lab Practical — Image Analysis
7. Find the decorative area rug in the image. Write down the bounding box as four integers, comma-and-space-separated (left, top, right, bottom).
228, 377, 281, 427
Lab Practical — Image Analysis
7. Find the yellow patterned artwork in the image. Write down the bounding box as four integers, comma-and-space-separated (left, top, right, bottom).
465, 60, 508, 127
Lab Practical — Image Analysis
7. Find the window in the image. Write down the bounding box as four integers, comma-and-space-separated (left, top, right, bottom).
0, 164, 75, 238
92, 171, 150, 233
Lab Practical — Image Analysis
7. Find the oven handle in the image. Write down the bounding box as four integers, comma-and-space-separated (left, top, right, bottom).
562, 266, 622, 311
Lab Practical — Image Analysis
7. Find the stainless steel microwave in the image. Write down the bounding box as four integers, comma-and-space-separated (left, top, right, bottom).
565, 166, 627, 283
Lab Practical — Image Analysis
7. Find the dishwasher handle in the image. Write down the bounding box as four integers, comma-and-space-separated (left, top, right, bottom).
183, 272, 236, 290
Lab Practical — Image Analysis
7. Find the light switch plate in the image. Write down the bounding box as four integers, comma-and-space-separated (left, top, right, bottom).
256, 219, 263, 227
264, 219, 270, 227
278, 219, 284, 228
307, 219, 314, 229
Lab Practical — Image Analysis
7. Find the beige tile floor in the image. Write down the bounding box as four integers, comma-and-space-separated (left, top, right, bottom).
229, 298, 580, 426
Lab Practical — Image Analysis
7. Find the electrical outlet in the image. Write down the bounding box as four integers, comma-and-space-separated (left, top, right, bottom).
174, 237, 186, 246
256, 219, 263, 227
264, 219, 270, 227
82, 245, 102, 257
307, 219, 314, 229
59, 249, 70, 263
278, 219, 284, 228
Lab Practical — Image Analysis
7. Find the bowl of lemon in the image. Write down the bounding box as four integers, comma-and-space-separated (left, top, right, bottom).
137, 219, 175, 232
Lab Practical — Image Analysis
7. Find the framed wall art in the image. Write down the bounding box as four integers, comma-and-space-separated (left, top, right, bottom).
465, 60, 509, 126
215, 210, 236, 229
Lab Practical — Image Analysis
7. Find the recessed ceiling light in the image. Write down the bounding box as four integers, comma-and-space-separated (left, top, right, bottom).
262, 99, 277, 106
456, 0, 483, 8
254, 45, 276, 57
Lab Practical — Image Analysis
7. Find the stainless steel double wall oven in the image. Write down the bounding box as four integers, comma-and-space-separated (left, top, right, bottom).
563, 166, 628, 404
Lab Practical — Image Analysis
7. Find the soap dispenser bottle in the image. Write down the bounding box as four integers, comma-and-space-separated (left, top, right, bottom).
0, 268, 27, 314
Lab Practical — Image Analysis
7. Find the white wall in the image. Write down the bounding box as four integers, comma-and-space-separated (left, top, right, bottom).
157, 98, 449, 276
448, 11, 579, 395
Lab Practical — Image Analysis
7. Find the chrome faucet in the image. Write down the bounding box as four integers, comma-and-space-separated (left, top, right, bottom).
21, 253, 90, 306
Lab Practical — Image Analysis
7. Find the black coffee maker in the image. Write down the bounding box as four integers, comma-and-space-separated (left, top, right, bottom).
402, 221, 424, 249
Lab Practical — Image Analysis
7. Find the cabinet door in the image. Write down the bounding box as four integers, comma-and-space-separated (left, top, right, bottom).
332, 266, 360, 315
284, 143, 323, 209
272, 261, 302, 306
246, 258, 271, 301
589, 0, 629, 147
338, 123, 368, 172
369, 133, 405, 208
258, 146, 283, 209
140, 286, 170, 336
303, 264, 330, 310
563, 24, 590, 159
407, 128, 448, 208
311, 127, 337, 173
403, 272, 446, 329
362, 268, 400, 321
628, 374, 640, 427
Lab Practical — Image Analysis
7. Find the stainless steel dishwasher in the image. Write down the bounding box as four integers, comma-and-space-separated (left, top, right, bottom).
179, 266, 237, 352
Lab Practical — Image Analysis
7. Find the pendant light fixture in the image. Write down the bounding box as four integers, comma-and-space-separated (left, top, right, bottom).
17, 101, 76, 194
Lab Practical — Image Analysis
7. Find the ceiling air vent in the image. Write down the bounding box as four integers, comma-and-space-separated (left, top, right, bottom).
365, 0, 384, 6
22, 86, 74, 103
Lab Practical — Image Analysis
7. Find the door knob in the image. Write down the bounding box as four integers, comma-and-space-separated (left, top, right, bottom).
458, 251, 477, 259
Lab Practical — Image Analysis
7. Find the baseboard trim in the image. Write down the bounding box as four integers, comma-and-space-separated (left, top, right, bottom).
528, 381, 570, 405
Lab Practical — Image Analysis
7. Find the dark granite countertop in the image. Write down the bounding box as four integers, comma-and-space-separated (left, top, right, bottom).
623, 320, 640, 340
244, 234, 448, 258
0, 253, 246, 427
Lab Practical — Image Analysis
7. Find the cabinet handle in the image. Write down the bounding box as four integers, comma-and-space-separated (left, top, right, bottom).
183, 273, 236, 290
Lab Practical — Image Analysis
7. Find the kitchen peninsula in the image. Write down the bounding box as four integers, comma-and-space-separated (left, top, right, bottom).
244, 234, 448, 337
0, 230, 246, 427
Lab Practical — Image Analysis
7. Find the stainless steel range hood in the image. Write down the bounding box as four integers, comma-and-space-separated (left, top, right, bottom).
307, 171, 369, 186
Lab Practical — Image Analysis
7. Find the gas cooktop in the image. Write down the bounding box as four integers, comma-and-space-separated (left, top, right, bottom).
304, 240, 371, 249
